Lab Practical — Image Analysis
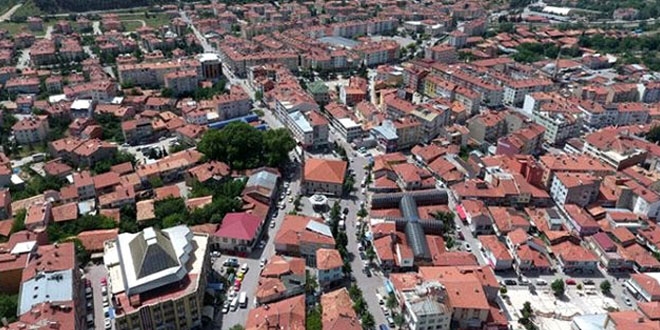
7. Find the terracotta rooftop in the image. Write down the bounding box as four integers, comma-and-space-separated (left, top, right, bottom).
303, 158, 347, 185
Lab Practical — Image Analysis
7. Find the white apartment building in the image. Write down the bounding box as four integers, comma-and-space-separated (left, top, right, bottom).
402, 282, 453, 330
336, 118, 363, 142
533, 111, 581, 145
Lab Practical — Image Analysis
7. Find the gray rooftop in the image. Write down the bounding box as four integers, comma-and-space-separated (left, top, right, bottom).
246, 169, 278, 193
289, 111, 312, 133
19, 269, 73, 315
318, 36, 359, 48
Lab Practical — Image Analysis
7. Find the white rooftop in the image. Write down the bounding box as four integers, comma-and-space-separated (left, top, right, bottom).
11, 241, 36, 255
71, 99, 92, 110
110, 225, 193, 296
306, 220, 332, 237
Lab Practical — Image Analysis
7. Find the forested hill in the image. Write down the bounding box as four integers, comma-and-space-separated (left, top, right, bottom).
33, 0, 173, 13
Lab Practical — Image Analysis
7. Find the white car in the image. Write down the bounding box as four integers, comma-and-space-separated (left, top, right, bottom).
536, 279, 547, 286
258, 240, 266, 249
104, 319, 111, 329
464, 243, 472, 252
222, 301, 230, 314
260, 258, 267, 267
270, 221, 276, 228
625, 298, 633, 306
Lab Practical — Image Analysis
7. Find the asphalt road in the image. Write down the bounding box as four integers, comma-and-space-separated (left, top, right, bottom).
213, 162, 302, 329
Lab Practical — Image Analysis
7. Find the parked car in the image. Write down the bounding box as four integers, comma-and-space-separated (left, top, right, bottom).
565, 279, 577, 285
222, 301, 230, 314
625, 298, 633, 306
224, 258, 239, 267
270, 221, 276, 228
260, 258, 267, 268
104, 319, 111, 330
258, 240, 266, 249
536, 279, 547, 286
363, 267, 372, 277
583, 279, 595, 285
504, 279, 517, 286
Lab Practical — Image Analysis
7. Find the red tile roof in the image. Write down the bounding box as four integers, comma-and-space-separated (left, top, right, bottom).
246, 294, 306, 330
321, 288, 361, 330
316, 248, 343, 270
303, 158, 347, 184
215, 212, 263, 241
77, 228, 119, 252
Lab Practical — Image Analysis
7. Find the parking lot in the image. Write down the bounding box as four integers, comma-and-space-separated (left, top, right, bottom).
85, 264, 112, 330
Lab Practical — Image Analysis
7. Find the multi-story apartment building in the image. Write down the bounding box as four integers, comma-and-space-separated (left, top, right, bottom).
466, 111, 506, 144
533, 111, 581, 145
402, 282, 452, 330
316, 248, 344, 288
118, 59, 202, 88
354, 40, 400, 67
424, 44, 457, 63
550, 172, 601, 207
104, 226, 209, 330
164, 69, 199, 96
275, 214, 335, 266
503, 78, 554, 106
12, 116, 49, 145
215, 85, 252, 120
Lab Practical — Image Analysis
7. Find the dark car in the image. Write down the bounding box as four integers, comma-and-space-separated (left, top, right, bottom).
363, 267, 372, 277
379, 324, 390, 330
504, 279, 517, 286
583, 279, 595, 285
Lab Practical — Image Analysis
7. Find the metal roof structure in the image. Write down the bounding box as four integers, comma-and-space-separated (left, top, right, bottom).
246, 169, 278, 193
114, 226, 193, 296
306, 220, 333, 237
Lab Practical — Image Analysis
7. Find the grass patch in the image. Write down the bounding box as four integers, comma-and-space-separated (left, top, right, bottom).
143, 13, 171, 28
0, 0, 18, 16
119, 12, 171, 31
13, 0, 42, 18
121, 20, 143, 31
0, 21, 28, 35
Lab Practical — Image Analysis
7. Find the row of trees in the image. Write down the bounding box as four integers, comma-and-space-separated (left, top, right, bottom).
198, 122, 296, 170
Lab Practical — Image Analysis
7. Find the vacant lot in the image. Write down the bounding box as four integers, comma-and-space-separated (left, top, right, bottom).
504, 286, 620, 330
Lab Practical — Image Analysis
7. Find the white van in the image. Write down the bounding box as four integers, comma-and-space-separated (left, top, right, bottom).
230, 297, 239, 311
240, 263, 249, 273
239, 292, 247, 308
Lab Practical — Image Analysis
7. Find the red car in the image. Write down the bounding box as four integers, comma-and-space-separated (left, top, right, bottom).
565, 279, 576, 285
101, 278, 107, 285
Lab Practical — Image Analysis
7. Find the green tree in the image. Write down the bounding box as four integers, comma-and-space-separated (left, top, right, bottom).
305, 271, 319, 294
357, 206, 368, 218
0, 293, 18, 323
10, 209, 26, 234
255, 90, 263, 101
119, 205, 139, 233
262, 129, 296, 167
434, 211, 456, 235
198, 122, 264, 169
551, 279, 565, 297
360, 313, 375, 329
648, 125, 660, 143
306, 306, 322, 330
228, 325, 244, 330
386, 294, 397, 310
600, 280, 611, 295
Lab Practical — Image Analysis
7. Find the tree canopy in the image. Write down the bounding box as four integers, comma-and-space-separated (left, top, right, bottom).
0, 294, 18, 324
198, 122, 296, 170
47, 213, 117, 242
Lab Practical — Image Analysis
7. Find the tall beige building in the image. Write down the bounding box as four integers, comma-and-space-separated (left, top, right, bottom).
104, 226, 209, 330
